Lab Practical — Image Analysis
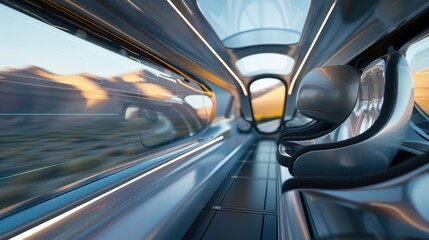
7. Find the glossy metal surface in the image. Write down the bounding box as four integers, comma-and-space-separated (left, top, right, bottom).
0, 4, 214, 215
0, 123, 253, 239
278, 163, 310, 240
0, 0, 428, 239
282, 56, 414, 176
286, 60, 385, 148
292, 164, 429, 239
53, 0, 239, 91
6, 0, 426, 122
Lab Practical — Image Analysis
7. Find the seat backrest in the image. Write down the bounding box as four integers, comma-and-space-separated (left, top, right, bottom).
276, 65, 360, 166
295, 65, 361, 126
283, 52, 414, 177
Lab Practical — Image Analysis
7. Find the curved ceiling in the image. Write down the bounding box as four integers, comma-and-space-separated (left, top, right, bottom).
9, 0, 429, 120
197, 0, 311, 48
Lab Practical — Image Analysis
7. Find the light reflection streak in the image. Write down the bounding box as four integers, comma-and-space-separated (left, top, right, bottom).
288, 0, 337, 95
167, 0, 248, 96
181, 0, 193, 15
0, 3, 216, 221
370, 202, 429, 233
10, 136, 224, 240
129, 56, 141, 63
127, 0, 144, 13
0, 162, 68, 181
56, 1, 194, 82
289, 191, 311, 239
177, 79, 205, 94
120, 45, 139, 56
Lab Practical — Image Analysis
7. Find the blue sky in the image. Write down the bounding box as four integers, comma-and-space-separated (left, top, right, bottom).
0, 4, 145, 78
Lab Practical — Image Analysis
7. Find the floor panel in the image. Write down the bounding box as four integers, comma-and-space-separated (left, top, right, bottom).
222, 179, 267, 210
184, 140, 279, 240
202, 211, 263, 240
236, 163, 269, 178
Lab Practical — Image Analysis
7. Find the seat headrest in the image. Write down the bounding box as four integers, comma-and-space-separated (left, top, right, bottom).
287, 52, 414, 177
296, 66, 360, 125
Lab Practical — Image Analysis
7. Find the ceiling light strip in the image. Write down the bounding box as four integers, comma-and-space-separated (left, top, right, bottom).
167, 0, 248, 96
10, 136, 224, 240
288, 0, 337, 95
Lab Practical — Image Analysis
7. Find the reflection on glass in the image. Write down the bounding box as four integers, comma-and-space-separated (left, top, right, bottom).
250, 78, 286, 133
236, 53, 295, 77
157, 74, 178, 97
185, 95, 213, 121
0, 4, 214, 215
406, 36, 429, 114
197, 0, 311, 48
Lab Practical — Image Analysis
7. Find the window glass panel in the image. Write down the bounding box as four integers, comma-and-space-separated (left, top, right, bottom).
0, 4, 212, 214
406, 36, 429, 114
406, 35, 429, 138
197, 0, 311, 48
179, 79, 214, 124
236, 53, 294, 77
250, 78, 286, 133
157, 74, 179, 98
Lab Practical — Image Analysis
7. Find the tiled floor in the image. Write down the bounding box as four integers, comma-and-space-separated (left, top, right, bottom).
184, 140, 278, 240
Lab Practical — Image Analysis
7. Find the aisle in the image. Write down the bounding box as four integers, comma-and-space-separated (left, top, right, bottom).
184, 140, 279, 240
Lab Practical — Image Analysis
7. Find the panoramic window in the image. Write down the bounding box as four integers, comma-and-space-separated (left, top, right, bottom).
407, 37, 429, 114
250, 78, 286, 133
0, 4, 212, 215
406, 34, 429, 136
197, 0, 311, 48
236, 53, 294, 77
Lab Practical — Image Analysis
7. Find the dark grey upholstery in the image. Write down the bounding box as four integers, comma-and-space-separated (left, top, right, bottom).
276, 65, 360, 167
278, 52, 414, 177
297, 65, 360, 125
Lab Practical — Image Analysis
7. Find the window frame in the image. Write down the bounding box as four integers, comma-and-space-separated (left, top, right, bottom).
248, 77, 287, 134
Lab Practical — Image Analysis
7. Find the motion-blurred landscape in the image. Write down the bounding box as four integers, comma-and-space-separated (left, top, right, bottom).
0, 66, 210, 215
250, 81, 286, 132
413, 68, 429, 114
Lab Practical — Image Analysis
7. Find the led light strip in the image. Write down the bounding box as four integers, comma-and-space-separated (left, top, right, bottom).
10, 136, 224, 240
167, 0, 248, 96
288, 0, 337, 95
